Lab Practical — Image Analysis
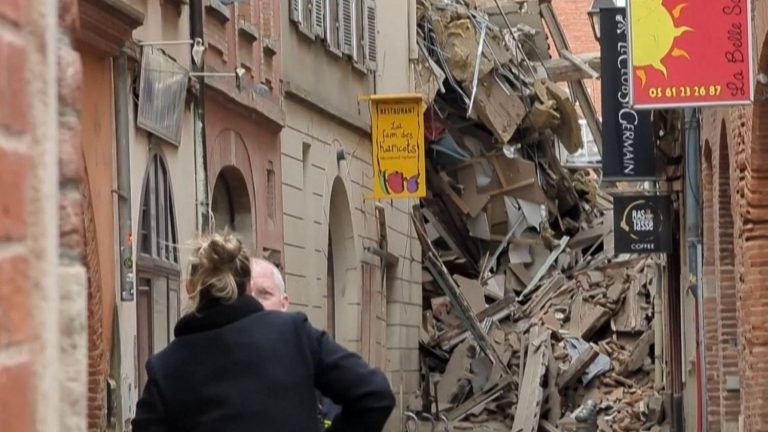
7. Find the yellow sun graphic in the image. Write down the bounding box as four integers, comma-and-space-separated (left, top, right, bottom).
631, 0, 693, 86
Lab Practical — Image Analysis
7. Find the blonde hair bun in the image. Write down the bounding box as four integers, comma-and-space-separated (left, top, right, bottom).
188, 232, 251, 308
199, 233, 243, 269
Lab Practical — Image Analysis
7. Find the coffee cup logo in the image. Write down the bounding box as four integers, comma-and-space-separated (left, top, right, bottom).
613, 195, 672, 254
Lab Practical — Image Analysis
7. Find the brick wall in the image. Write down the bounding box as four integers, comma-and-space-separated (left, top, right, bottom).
700, 22, 768, 425
712, 121, 741, 430
0, 1, 37, 430
701, 141, 722, 431
0, 0, 88, 429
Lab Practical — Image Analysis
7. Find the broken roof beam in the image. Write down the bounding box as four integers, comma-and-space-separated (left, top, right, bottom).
535, 52, 601, 82
511, 327, 551, 432
559, 50, 599, 79
540, 2, 603, 156
424, 253, 511, 375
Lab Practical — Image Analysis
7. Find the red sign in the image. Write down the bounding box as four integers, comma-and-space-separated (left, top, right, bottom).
628, 0, 753, 108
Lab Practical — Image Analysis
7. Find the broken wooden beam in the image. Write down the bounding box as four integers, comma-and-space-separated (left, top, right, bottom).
443, 374, 516, 422
559, 50, 599, 79
425, 253, 511, 375
540, 2, 603, 155
511, 327, 551, 432
556, 345, 599, 389
438, 294, 519, 350
534, 54, 602, 82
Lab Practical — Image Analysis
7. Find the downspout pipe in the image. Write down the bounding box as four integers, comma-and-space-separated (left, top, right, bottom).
190, 0, 210, 233
116, 48, 134, 302
684, 107, 704, 432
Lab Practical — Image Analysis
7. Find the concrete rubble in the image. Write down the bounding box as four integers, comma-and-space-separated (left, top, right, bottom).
408, 1, 667, 431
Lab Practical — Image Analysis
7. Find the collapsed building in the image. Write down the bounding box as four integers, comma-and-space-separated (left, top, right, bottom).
407, 1, 673, 430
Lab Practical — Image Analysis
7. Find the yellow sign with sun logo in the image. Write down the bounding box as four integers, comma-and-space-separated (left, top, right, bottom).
628, 0, 753, 108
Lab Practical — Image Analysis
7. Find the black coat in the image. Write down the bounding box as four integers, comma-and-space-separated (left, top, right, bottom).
132, 296, 395, 432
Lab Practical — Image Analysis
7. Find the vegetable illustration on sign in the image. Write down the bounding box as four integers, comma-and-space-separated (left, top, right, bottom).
367, 94, 426, 199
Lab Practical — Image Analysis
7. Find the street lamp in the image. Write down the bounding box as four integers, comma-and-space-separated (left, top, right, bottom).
588, 0, 623, 41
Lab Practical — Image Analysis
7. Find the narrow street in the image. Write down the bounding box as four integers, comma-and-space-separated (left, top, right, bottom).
0, 0, 766, 431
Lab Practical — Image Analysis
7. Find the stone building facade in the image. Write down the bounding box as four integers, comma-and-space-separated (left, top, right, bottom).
698, 2, 768, 430
279, 1, 422, 428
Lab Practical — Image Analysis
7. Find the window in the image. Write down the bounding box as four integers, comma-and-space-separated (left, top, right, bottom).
339, 0, 355, 57
362, 0, 377, 70
312, 0, 325, 38
138, 153, 179, 265
292, 0, 376, 71
136, 152, 182, 390
564, 119, 601, 164
327, 0, 341, 54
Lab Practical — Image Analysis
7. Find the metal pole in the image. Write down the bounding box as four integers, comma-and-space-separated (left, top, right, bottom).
190, 0, 210, 233
684, 107, 705, 431
116, 48, 135, 302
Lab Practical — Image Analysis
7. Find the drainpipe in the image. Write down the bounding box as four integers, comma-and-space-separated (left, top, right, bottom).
684, 107, 704, 432
190, 0, 210, 233
116, 48, 134, 302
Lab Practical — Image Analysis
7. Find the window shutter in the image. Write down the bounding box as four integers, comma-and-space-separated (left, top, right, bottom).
340, 0, 355, 56
312, 0, 325, 37
363, 0, 377, 70
290, 0, 303, 24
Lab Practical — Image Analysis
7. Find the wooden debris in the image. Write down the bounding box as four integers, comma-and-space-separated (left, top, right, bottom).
618, 330, 654, 376
444, 375, 516, 422
465, 73, 527, 143
408, 1, 664, 431
511, 327, 550, 432
557, 345, 600, 389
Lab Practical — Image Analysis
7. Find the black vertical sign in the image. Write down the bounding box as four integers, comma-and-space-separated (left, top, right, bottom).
600, 8, 655, 180
613, 194, 673, 254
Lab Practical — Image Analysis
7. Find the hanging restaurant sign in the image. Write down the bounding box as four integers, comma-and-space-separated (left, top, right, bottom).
364, 93, 426, 199
627, 0, 754, 108
601, 7, 655, 180
613, 194, 673, 254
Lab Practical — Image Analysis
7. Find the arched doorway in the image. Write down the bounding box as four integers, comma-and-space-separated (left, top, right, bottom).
211, 166, 255, 253
135, 152, 181, 390
327, 177, 359, 352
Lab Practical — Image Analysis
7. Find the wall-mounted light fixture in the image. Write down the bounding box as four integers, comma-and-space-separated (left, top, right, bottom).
588, 0, 623, 41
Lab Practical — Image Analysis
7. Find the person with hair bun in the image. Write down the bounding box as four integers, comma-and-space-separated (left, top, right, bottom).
132, 232, 395, 432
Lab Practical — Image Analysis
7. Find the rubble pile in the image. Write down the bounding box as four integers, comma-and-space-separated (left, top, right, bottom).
409, 1, 666, 430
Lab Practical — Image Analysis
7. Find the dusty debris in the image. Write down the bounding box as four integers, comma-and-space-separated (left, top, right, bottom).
410, 0, 664, 430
